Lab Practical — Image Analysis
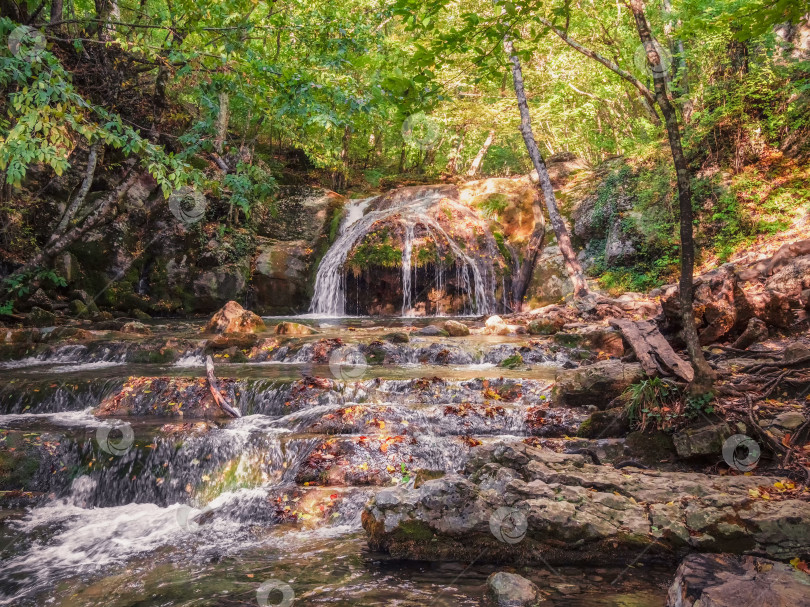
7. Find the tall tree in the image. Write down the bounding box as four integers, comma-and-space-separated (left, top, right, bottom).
628, 0, 714, 390
504, 36, 588, 300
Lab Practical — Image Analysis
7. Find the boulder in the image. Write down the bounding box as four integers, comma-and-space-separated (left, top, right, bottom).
604, 217, 637, 266
274, 321, 317, 336
666, 553, 810, 607
205, 301, 266, 334
673, 423, 733, 458
444, 320, 470, 336
251, 239, 312, 314
192, 263, 249, 313
576, 407, 630, 438
383, 332, 410, 344
362, 442, 810, 566
485, 315, 510, 335
27, 306, 57, 328
486, 572, 542, 607
552, 360, 644, 408
525, 245, 574, 308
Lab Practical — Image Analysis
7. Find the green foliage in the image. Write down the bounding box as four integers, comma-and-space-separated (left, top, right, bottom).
622, 378, 681, 431
1, 268, 66, 298
223, 163, 277, 221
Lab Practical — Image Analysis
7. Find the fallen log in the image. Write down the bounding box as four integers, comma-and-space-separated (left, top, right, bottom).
205, 355, 241, 418
610, 319, 694, 383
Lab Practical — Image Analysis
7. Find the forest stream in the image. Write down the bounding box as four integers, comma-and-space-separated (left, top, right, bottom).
0, 317, 670, 606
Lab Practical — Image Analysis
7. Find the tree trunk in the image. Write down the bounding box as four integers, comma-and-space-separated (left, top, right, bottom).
628, 0, 714, 391
214, 91, 230, 155
504, 37, 588, 299
12, 164, 139, 281
53, 141, 99, 238
446, 126, 466, 175
467, 129, 495, 177
661, 0, 692, 120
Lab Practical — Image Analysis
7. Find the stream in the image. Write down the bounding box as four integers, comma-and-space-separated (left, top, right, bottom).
0, 317, 671, 605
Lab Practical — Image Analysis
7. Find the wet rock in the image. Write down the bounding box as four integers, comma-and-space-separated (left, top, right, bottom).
486, 572, 542, 606
383, 332, 410, 344
548, 582, 581, 596
672, 423, 732, 458
362, 442, 810, 566
553, 360, 644, 408
121, 321, 152, 335
275, 321, 317, 336
418, 325, 448, 337
132, 309, 151, 321
27, 307, 57, 328
666, 553, 810, 607
444, 320, 470, 336
96, 377, 234, 418
206, 333, 259, 351
205, 301, 266, 334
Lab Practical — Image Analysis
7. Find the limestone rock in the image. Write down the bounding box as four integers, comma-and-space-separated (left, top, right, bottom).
486, 572, 542, 606
604, 217, 637, 266
192, 263, 249, 313
383, 332, 410, 343
552, 360, 644, 408
27, 288, 54, 311
362, 442, 810, 566
419, 325, 448, 336
274, 321, 317, 336
666, 553, 810, 607
444, 320, 470, 336
205, 301, 266, 334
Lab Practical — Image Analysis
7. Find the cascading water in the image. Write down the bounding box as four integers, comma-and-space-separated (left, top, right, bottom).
401, 222, 415, 316
309, 188, 498, 316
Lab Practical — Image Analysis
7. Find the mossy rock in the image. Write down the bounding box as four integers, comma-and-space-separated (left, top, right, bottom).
576, 407, 630, 438
383, 331, 409, 344
553, 332, 584, 347
527, 319, 562, 335
500, 353, 524, 369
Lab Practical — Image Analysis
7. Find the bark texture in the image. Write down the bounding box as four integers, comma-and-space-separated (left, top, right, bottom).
628, 0, 714, 390
504, 37, 588, 300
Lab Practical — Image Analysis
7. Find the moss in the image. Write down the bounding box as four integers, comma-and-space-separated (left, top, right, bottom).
553, 332, 584, 347
527, 320, 560, 335
394, 520, 435, 542
347, 229, 402, 270
500, 353, 523, 369
383, 332, 409, 344
492, 230, 511, 262
414, 469, 445, 488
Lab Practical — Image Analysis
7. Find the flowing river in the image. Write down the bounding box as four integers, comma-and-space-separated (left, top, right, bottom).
0, 317, 670, 605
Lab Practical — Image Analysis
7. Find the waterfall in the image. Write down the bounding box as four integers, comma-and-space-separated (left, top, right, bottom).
401, 222, 415, 316
309, 189, 496, 316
